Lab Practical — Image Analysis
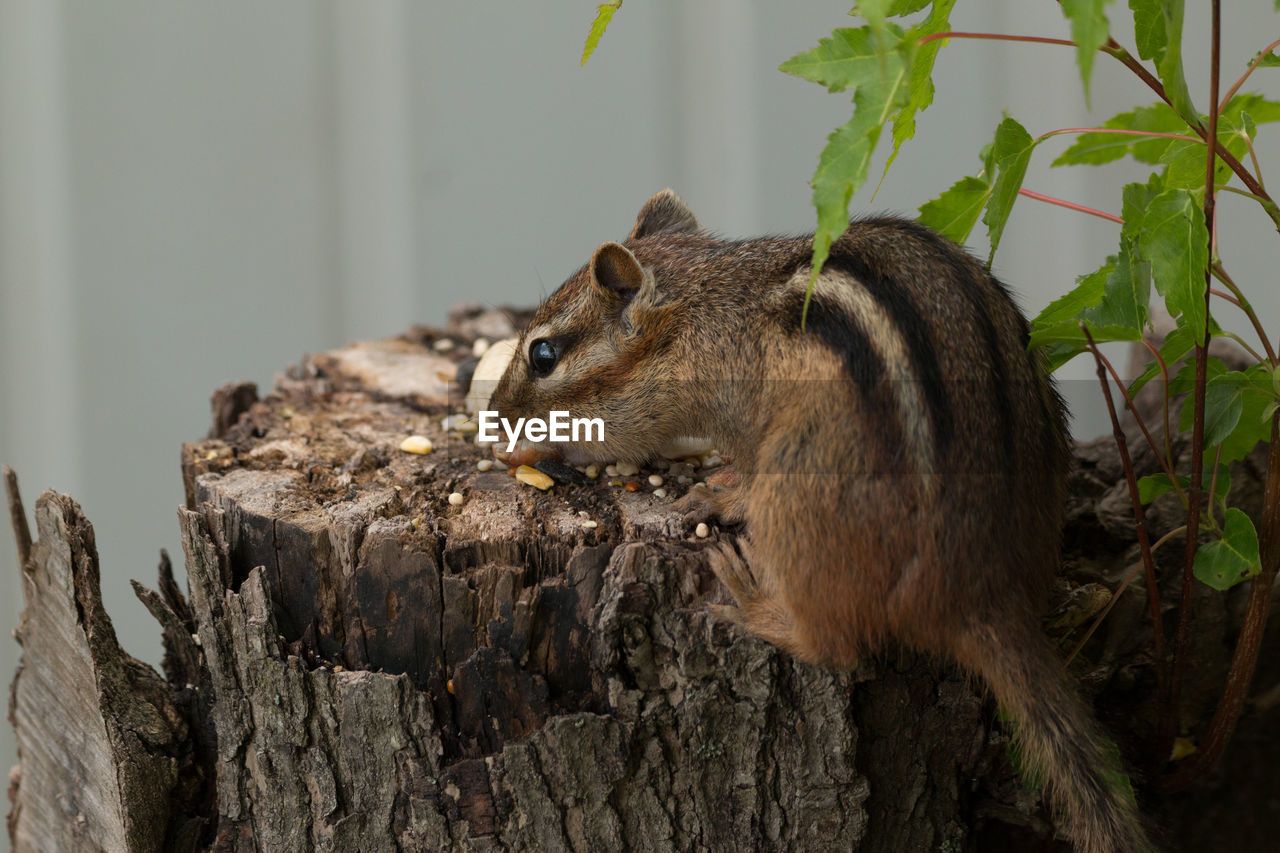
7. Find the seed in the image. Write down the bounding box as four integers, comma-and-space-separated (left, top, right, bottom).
515, 465, 555, 491
653, 488, 668, 499
701, 455, 724, 469
605, 464, 619, 478
433, 338, 455, 352
447, 492, 464, 506
585, 464, 600, 479
647, 474, 664, 487
625, 482, 640, 492
695, 522, 709, 538
578, 510, 590, 517
616, 461, 640, 477
472, 337, 490, 357
476, 459, 494, 472
400, 435, 434, 455
582, 520, 598, 529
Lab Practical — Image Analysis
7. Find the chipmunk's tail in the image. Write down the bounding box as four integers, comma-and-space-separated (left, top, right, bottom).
955, 621, 1156, 853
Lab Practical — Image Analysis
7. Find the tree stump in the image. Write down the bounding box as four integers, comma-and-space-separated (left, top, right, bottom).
6, 305, 1279, 852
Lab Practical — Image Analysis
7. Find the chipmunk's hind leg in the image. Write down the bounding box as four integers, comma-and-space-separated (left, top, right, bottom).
706, 539, 805, 657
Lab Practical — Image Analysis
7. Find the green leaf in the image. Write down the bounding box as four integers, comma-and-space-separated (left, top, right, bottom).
1193, 507, 1261, 590
888, 0, 933, 14
1178, 366, 1278, 463
1129, 0, 1198, 126
780, 25, 905, 93
1137, 472, 1186, 504
808, 79, 901, 285
1128, 322, 1196, 397
983, 116, 1036, 264
799, 27, 910, 288
1201, 375, 1245, 449
581, 2, 622, 67
1061, 0, 1114, 100
1134, 188, 1208, 340
853, 0, 894, 29
884, 0, 956, 174
1158, 96, 1280, 192
1053, 103, 1184, 166
1258, 49, 1280, 68
918, 175, 989, 243
1028, 250, 1146, 361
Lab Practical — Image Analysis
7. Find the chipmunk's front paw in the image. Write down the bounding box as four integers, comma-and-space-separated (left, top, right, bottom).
677, 467, 746, 525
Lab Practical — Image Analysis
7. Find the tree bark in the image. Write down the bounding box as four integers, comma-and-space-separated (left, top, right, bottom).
6, 306, 1279, 851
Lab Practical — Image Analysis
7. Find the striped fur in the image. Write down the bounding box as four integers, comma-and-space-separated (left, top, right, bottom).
488, 190, 1153, 852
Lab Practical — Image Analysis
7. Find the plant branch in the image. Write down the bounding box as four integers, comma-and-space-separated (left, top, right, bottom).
1101, 40, 1278, 228
1212, 263, 1278, 364
1162, 0, 1220, 780
1066, 525, 1186, 665
918, 31, 1076, 49
1034, 127, 1201, 145
1094, 341, 1182, 498
1017, 188, 1123, 223
1081, 326, 1167, 697
1218, 36, 1280, 113
1158, 414, 1280, 791
1141, 340, 1179, 482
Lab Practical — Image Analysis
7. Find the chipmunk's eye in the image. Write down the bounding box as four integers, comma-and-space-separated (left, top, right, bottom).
528, 338, 560, 378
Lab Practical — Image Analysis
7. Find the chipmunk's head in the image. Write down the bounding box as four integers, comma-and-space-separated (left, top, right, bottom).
487, 190, 702, 467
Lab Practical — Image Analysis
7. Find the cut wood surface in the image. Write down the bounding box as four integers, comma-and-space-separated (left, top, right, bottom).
7, 305, 1279, 851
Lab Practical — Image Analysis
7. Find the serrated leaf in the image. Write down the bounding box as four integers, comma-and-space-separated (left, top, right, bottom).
853, 0, 894, 29
1258, 49, 1280, 68
884, 0, 956, 175
1029, 251, 1145, 355
1053, 102, 1184, 166
780, 25, 905, 93
1129, 0, 1198, 126
1061, 0, 1114, 100
581, 2, 621, 67
1128, 322, 1195, 397
808, 78, 901, 285
1159, 96, 1280, 192
1178, 366, 1277, 463
1193, 507, 1261, 590
983, 116, 1036, 264
918, 175, 989, 243
1136, 188, 1208, 339
888, 0, 933, 14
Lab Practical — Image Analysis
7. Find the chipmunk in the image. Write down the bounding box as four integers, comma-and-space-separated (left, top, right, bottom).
487, 190, 1153, 853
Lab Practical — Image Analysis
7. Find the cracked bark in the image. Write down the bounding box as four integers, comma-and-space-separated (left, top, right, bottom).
6, 306, 1279, 851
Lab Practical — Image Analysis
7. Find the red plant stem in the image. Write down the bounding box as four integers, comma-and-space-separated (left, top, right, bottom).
1035, 127, 1200, 145
1093, 344, 1180, 491
1160, 0, 1220, 783
918, 29, 1274, 212
1101, 38, 1271, 207
1219, 36, 1280, 113
1081, 326, 1167, 697
1142, 339, 1179, 492
1018, 188, 1123, 223
919, 31, 1075, 48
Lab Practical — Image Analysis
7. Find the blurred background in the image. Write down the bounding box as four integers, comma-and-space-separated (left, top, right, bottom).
2, 1, 1278, 827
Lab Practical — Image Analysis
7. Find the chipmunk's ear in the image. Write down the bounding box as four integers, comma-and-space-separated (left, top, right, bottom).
628, 189, 699, 240
590, 242, 646, 297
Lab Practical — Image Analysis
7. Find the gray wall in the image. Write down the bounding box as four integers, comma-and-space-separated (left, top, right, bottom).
2, 2, 1277, 839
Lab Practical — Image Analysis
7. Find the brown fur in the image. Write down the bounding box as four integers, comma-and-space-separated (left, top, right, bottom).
488, 190, 1154, 852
